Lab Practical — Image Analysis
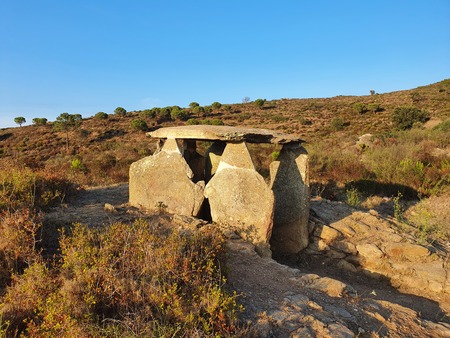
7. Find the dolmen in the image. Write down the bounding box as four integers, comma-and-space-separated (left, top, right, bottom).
129, 125, 309, 256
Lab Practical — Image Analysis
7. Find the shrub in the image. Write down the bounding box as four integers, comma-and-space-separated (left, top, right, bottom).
139, 109, 156, 119
391, 106, 429, 130
187, 118, 200, 125
94, 112, 108, 120
170, 107, 190, 121
254, 99, 266, 110
0, 163, 76, 211
0, 220, 243, 336
114, 107, 127, 116
352, 102, 367, 114
0, 209, 43, 307
131, 119, 148, 131
367, 103, 382, 113
189, 102, 200, 109
346, 187, 361, 208
330, 117, 346, 131
32, 118, 48, 126
157, 107, 172, 122
211, 102, 222, 109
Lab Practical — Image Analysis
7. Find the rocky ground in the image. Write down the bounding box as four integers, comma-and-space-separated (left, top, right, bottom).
44, 184, 450, 337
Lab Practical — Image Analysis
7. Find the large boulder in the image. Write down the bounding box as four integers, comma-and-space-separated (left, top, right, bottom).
269, 144, 310, 254
129, 138, 205, 216
204, 142, 274, 254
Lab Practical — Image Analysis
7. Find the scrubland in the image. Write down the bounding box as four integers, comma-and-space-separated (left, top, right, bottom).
0, 79, 449, 336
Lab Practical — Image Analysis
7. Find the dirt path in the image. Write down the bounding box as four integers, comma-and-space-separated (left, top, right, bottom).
44, 184, 450, 337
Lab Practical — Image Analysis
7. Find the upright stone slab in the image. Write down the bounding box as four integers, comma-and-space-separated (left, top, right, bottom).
129, 138, 205, 216
204, 142, 274, 254
270, 144, 309, 254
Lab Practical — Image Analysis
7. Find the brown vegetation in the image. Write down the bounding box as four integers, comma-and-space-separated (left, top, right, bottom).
0, 79, 449, 336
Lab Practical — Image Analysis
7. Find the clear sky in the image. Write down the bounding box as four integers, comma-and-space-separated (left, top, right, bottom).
1, 1, 449, 129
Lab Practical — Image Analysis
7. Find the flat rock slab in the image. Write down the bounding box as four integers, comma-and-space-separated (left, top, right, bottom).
148, 125, 304, 144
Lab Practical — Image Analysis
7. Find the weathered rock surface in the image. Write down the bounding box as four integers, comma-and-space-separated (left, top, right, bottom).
204, 142, 274, 254
226, 238, 448, 338
309, 198, 450, 304
269, 144, 310, 254
129, 138, 205, 216
148, 125, 305, 144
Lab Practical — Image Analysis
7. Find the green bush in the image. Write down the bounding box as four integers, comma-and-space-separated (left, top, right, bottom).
139, 109, 156, 119
254, 99, 266, 110
391, 106, 429, 130
367, 103, 382, 113
131, 119, 148, 131
114, 107, 127, 116
94, 112, 108, 120
32, 118, 48, 125
211, 102, 222, 109
187, 118, 200, 125
170, 107, 190, 121
352, 102, 367, 114
330, 117, 346, 131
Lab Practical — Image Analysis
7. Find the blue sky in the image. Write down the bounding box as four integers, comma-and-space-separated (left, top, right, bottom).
1, 1, 449, 129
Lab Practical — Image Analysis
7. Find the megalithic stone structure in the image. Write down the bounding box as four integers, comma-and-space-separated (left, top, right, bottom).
130, 125, 309, 256
129, 138, 205, 216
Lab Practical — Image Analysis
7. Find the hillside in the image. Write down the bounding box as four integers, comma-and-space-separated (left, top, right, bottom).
1, 80, 449, 186
1, 80, 449, 336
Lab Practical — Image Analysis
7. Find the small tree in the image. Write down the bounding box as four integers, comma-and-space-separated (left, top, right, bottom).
211, 102, 222, 110
242, 97, 250, 103
131, 119, 148, 131
14, 117, 26, 127
32, 118, 48, 125
53, 112, 82, 151
189, 102, 200, 109
114, 107, 127, 116
254, 99, 266, 110
94, 112, 108, 120
391, 107, 429, 130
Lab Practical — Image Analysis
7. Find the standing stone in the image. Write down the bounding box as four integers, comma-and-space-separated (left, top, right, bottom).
204, 141, 226, 182
129, 138, 205, 216
204, 142, 274, 254
269, 144, 309, 254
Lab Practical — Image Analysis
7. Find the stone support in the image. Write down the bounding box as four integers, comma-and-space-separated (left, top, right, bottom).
129, 138, 205, 216
204, 142, 274, 255
270, 143, 310, 254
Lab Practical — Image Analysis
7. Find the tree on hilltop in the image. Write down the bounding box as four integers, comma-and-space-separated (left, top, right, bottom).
32, 118, 48, 125
14, 117, 26, 127
53, 112, 82, 151
114, 107, 127, 116
254, 99, 266, 110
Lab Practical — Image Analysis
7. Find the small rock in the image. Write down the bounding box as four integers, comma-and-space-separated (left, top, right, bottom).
332, 241, 358, 254
357, 243, 384, 259
369, 209, 379, 216
315, 224, 342, 243
337, 259, 358, 273
384, 243, 430, 261
104, 203, 118, 213
284, 293, 309, 309
326, 249, 346, 259
423, 320, 450, 337
324, 304, 354, 319
306, 277, 354, 297
326, 322, 355, 338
